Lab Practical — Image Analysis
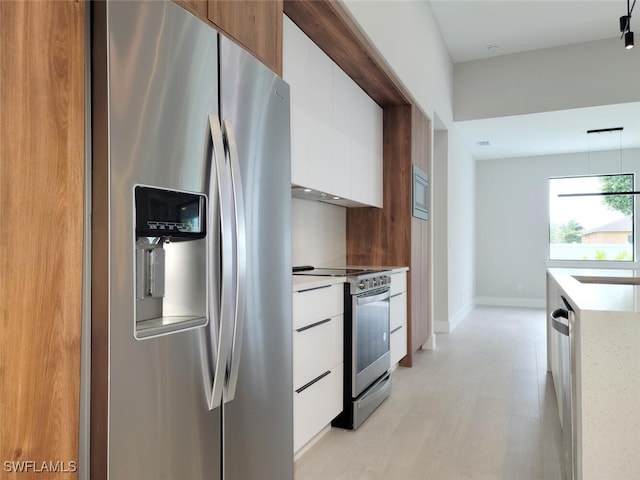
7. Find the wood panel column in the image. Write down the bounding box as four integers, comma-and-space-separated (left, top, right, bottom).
410, 106, 431, 353
347, 105, 417, 366
347, 104, 432, 367
0, 1, 85, 477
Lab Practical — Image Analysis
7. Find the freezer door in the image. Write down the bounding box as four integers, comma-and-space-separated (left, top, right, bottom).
95, 2, 224, 479
219, 36, 293, 480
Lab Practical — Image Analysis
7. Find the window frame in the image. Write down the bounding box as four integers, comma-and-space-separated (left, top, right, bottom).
547, 172, 636, 267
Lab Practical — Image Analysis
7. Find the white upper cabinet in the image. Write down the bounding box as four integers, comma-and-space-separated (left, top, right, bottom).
350, 84, 383, 207
307, 39, 334, 194
329, 64, 353, 199
283, 16, 383, 208
283, 17, 310, 188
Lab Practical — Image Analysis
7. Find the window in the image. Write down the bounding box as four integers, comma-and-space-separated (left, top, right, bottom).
549, 174, 635, 262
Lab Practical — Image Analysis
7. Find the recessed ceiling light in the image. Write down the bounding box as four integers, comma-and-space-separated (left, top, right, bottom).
304, 188, 312, 192
332, 196, 341, 200
487, 44, 500, 53
477, 140, 490, 146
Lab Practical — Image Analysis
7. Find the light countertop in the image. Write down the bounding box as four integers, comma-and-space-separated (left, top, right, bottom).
292, 265, 408, 292
547, 268, 640, 313
343, 265, 409, 274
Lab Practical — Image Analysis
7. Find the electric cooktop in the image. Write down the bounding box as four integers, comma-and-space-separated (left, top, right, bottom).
292, 266, 390, 277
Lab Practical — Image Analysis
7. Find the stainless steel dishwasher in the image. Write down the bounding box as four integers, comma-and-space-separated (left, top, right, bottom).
551, 296, 577, 480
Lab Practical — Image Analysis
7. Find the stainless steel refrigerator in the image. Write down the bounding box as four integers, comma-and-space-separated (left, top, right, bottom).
90, 2, 292, 479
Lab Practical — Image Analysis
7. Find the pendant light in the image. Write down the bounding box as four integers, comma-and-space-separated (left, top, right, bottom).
620, 0, 636, 49
559, 127, 640, 198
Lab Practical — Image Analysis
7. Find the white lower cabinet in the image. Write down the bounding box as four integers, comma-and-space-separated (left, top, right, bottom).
389, 272, 408, 366
293, 315, 343, 389
292, 281, 344, 453
293, 365, 343, 453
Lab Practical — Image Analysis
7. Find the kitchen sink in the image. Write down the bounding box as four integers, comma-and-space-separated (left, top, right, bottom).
573, 275, 640, 285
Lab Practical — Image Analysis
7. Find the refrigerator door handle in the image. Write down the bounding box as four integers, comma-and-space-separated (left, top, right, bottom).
203, 114, 236, 410
222, 119, 247, 403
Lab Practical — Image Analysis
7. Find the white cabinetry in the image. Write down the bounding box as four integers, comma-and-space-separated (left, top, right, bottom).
283, 16, 311, 189
292, 280, 344, 454
283, 16, 383, 208
350, 83, 383, 207
547, 273, 564, 419
330, 65, 353, 200
389, 271, 407, 367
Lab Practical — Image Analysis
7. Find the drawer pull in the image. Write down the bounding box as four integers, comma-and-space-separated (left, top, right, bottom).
390, 325, 402, 334
295, 318, 331, 332
296, 284, 334, 293
295, 370, 331, 394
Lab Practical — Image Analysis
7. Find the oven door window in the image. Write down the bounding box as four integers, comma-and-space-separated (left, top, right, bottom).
355, 291, 390, 374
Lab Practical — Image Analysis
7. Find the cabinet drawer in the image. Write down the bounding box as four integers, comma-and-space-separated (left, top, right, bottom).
293, 315, 343, 390
390, 291, 407, 332
390, 326, 407, 366
390, 271, 407, 296
293, 365, 343, 453
293, 283, 343, 330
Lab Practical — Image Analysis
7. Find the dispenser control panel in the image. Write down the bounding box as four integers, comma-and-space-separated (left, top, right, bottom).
133, 185, 208, 339
135, 186, 206, 240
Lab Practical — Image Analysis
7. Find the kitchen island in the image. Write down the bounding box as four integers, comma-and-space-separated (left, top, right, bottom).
547, 269, 640, 480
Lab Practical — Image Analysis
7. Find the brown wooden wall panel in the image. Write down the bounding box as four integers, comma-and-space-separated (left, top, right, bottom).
411, 218, 429, 351
174, 0, 209, 20
347, 105, 433, 366
90, 2, 109, 478
208, 0, 283, 75
347, 105, 415, 365
412, 106, 431, 172
347, 105, 412, 267
284, 0, 410, 107
0, 1, 85, 478
410, 106, 431, 350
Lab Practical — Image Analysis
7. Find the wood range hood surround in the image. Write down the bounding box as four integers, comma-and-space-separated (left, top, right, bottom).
284, 0, 433, 366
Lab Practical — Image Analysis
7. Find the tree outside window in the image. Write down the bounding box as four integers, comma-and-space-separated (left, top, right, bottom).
549, 174, 635, 262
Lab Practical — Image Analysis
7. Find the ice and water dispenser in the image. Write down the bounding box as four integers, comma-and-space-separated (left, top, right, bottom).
134, 186, 208, 338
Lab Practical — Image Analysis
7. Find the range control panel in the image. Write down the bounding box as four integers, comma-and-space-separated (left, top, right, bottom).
349, 273, 391, 295
357, 275, 391, 291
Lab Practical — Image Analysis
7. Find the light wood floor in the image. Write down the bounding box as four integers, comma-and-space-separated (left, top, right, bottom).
295, 306, 565, 480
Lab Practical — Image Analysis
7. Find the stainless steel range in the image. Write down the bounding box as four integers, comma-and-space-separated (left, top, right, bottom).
292, 267, 392, 429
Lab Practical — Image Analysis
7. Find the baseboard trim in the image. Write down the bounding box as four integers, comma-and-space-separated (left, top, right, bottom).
422, 335, 436, 350
294, 424, 331, 461
434, 301, 474, 334
475, 296, 545, 308
434, 320, 450, 333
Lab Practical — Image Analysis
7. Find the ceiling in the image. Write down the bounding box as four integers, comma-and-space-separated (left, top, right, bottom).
427, 0, 640, 160
429, 0, 627, 63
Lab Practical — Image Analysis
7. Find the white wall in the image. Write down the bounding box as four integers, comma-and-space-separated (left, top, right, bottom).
343, 0, 476, 332
343, 0, 453, 125
454, 38, 640, 121
432, 124, 449, 330
476, 148, 640, 307
445, 126, 476, 330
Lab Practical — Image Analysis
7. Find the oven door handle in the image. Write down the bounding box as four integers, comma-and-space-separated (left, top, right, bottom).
356, 290, 390, 306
